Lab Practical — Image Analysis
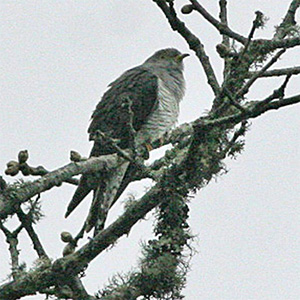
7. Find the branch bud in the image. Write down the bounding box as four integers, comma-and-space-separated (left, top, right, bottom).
5, 161, 19, 176
61, 231, 74, 243
70, 150, 82, 162
216, 43, 232, 58
181, 4, 194, 14
254, 11, 267, 29
18, 150, 29, 164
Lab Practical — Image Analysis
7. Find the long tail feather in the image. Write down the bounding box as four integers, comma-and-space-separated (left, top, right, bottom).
65, 175, 91, 218
85, 161, 130, 236
111, 163, 138, 208
65, 142, 104, 218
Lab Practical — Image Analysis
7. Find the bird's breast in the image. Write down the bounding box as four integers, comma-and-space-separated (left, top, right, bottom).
136, 78, 182, 144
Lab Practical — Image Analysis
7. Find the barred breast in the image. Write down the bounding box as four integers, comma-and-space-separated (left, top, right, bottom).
136, 78, 183, 144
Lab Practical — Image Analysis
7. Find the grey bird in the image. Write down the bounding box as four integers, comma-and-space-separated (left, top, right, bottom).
65, 48, 188, 235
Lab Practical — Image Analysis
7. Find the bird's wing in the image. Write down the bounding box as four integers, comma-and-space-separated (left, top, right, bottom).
65, 67, 159, 218
88, 67, 159, 154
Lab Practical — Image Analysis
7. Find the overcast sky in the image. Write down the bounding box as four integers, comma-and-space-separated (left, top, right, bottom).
1, 1, 300, 299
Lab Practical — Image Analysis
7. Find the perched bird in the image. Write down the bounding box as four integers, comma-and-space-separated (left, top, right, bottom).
65, 48, 189, 235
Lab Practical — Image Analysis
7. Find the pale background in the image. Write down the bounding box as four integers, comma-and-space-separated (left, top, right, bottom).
1, 1, 299, 299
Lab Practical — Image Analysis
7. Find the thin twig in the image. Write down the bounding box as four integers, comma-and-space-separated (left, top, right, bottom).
190, 0, 247, 44
219, 0, 229, 46
74, 223, 87, 245
222, 121, 248, 155
237, 49, 286, 97
95, 130, 157, 180
239, 11, 264, 60
16, 207, 48, 259
218, 0, 230, 77
256, 74, 292, 106
0, 222, 22, 280
263, 93, 300, 110
121, 94, 137, 153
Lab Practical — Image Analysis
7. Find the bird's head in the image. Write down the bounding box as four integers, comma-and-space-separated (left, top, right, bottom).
144, 48, 189, 70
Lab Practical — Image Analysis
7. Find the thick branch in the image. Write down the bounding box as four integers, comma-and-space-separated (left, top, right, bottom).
66, 276, 97, 300
0, 183, 180, 298
282, 0, 300, 24
0, 266, 55, 299
52, 183, 167, 275
0, 154, 119, 219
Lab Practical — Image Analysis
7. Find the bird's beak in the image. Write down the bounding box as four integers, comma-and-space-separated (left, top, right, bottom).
176, 53, 190, 62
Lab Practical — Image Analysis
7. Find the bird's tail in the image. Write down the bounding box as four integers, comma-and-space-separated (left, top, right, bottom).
65, 175, 93, 218
85, 160, 130, 235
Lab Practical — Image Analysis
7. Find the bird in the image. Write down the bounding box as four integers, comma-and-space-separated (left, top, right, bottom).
65, 48, 189, 235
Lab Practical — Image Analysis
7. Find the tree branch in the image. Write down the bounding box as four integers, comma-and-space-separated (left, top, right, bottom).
4, 150, 79, 186
190, 0, 247, 44
274, 0, 300, 39
16, 207, 48, 259
94, 129, 157, 181
219, 0, 229, 42
236, 49, 286, 97
218, 0, 230, 77
0, 265, 54, 299
66, 276, 97, 300
0, 154, 118, 219
239, 11, 265, 61
34, 94, 300, 276
256, 36, 300, 52
0, 222, 22, 280
248, 66, 300, 77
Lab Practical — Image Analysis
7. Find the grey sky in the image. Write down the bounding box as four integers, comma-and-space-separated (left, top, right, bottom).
1, 1, 300, 299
